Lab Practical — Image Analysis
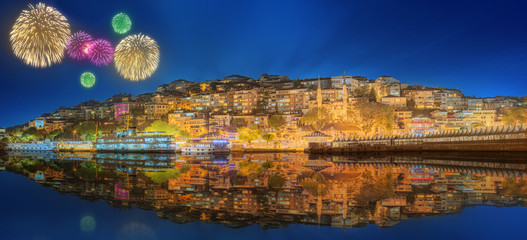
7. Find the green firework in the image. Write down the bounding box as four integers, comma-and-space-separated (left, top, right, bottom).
80, 72, 96, 88
112, 13, 132, 34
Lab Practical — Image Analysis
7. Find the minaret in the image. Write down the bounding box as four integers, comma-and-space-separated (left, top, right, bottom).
317, 76, 322, 110
343, 83, 348, 116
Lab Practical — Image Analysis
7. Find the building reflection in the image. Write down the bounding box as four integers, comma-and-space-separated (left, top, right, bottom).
2, 151, 527, 229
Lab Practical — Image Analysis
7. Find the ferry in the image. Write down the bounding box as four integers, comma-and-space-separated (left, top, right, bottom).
179, 139, 231, 154
56, 141, 96, 152
95, 129, 176, 153
6, 139, 56, 151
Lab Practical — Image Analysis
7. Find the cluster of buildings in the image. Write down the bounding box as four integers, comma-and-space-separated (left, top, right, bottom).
20, 73, 526, 139
7, 152, 526, 228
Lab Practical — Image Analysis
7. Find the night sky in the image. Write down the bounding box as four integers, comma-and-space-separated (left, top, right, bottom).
2, 0, 527, 127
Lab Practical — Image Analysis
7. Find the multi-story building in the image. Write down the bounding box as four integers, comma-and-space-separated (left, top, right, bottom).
210, 93, 231, 113
462, 110, 496, 127
394, 109, 413, 129
465, 97, 484, 110
233, 89, 259, 114
380, 96, 407, 108
403, 87, 440, 109
231, 115, 269, 129
270, 88, 310, 114
330, 75, 359, 90
434, 89, 463, 110
190, 94, 211, 112
114, 102, 129, 120
145, 102, 170, 120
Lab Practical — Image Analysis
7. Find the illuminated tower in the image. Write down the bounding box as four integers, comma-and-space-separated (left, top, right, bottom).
317, 76, 322, 110
343, 82, 348, 112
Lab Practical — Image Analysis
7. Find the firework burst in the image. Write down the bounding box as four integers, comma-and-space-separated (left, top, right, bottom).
89, 39, 114, 66
66, 31, 94, 61
112, 13, 132, 34
80, 72, 96, 88
114, 34, 159, 81
10, 3, 71, 68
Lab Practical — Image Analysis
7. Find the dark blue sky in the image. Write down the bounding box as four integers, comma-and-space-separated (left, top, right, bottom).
2, 0, 527, 127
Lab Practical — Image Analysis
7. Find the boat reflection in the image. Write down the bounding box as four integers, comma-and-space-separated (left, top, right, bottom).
1, 151, 527, 229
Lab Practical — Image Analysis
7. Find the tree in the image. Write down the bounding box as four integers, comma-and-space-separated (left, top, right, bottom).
237, 161, 262, 177
269, 173, 286, 189
231, 118, 247, 128
130, 107, 144, 117
502, 107, 527, 125
349, 101, 394, 134
74, 122, 97, 141
262, 161, 274, 169
302, 107, 332, 131
48, 130, 63, 140
237, 125, 262, 144
144, 120, 185, 137
261, 133, 275, 145
407, 99, 416, 108
269, 115, 286, 130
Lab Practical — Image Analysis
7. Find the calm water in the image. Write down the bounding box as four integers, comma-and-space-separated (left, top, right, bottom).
1, 151, 527, 240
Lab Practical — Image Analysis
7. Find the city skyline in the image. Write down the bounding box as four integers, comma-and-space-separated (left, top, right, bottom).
2, 0, 527, 127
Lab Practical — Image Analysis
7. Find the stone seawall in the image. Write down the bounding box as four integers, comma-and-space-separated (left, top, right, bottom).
309, 139, 527, 154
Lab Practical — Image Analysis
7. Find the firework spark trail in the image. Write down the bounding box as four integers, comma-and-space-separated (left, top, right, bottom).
89, 39, 114, 66
66, 31, 94, 61
80, 72, 96, 88
112, 13, 132, 34
114, 34, 159, 81
10, 3, 71, 67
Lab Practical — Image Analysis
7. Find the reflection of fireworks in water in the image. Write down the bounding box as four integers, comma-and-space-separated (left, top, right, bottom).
89, 39, 114, 66
114, 34, 160, 81
112, 13, 132, 34
66, 31, 94, 61
10, 3, 71, 67
80, 216, 96, 232
80, 72, 96, 88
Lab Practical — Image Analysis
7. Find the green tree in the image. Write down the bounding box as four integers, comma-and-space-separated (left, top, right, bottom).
47, 130, 63, 140
349, 101, 394, 134
269, 115, 286, 130
261, 133, 275, 145
262, 161, 274, 169
237, 125, 262, 144
502, 107, 527, 125
144, 120, 185, 136
74, 122, 97, 141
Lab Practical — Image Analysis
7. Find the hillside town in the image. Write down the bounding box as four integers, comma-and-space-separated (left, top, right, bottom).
2, 74, 527, 149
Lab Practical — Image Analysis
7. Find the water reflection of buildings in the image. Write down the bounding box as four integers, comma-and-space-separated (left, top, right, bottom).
2, 152, 527, 229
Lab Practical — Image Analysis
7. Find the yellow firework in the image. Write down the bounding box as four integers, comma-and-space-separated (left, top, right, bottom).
10, 3, 71, 68
114, 34, 160, 81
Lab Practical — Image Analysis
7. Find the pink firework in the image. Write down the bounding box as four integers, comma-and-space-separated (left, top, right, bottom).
89, 39, 114, 66
66, 31, 94, 61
